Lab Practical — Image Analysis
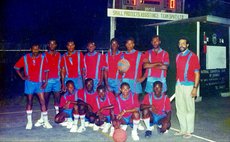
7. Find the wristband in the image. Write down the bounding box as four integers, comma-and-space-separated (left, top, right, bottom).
193, 86, 198, 88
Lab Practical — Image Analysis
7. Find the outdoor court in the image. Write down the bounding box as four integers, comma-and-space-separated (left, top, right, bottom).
0, 95, 229, 142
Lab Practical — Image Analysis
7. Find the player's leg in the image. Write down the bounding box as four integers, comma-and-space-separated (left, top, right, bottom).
77, 102, 88, 132
52, 79, 61, 114
53, 91, 60, 114
34, 91, 50, 127
25, 94, 33, 130
70, 105, 80, 132
142, 108, 153, 137
158, 115, 171, 134
37, 92, 52, 129
130, 111, 141, 141
54, 110, 69, 123
102, 115, 112, 133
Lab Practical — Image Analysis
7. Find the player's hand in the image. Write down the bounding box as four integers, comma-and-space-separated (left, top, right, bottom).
21, 76, 28, 80
117, 111, 125, 120
63, 101, 70, 109
96, 110, 102, 116
41, 82, 48, 89
191, 88, 197, 98
151, 106, 156, 113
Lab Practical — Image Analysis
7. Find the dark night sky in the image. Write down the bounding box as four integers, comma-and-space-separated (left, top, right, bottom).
0, 0, 229, 49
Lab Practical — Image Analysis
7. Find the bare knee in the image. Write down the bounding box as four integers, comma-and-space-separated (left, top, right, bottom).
142, 108, 150, 119
132, 111, 140, 120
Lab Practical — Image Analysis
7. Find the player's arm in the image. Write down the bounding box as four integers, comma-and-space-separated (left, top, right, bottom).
61, 67, 66, 92
14, 57, 27, 80
143, 62, 168, 70
15, 69, 27, 80
191, 71, 200, 97
104, 69, 110, 90
140, 104, 151, 111
117, 107, 139, 120
41, 71, 49, 89
97, 105, 114, 115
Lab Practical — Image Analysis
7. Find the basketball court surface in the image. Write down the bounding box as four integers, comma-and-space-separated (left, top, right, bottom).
0, 95, 229, 142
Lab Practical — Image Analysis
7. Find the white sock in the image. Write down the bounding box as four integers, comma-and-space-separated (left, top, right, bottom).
143, 117, 151, 130
54, 106, 59, 114
133, 119, 140, 132
73, 114, 79, 125
67, 117, 72, 122
26, 110, 32, 123
42, 111, 48, 123
80, 115, 85, 127
40, 112, 43, 121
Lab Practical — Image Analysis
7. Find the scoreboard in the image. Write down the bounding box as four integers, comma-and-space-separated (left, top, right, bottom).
115, 0, 183, 13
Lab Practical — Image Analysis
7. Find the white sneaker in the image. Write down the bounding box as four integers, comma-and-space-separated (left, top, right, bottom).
138, 124, 145, 131
102, 123, 111, 133
70, 125, 78, 133
43, 121, 53, 129
93, 124, 99, 131
34, 119, 43, 127
77, 126, 86, 133
59, 121, 68, 126
120, 125, 128, 131
26, 122, 33, 130
99, 123, 106, 129
88, 123, 94, 127
131, 130, 140, 141
66, 121, 73, 129
109, 127, 114, 137
85, 121, 89, 127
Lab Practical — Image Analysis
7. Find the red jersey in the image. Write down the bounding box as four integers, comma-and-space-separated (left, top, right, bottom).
14, 53, 48, 82
44, 51, 61, 79
105, 50, 123, 79
59, 90, 81, 109
114, 92, 140, 117
123, 49, 145, 80
176, 50, 200, 85
142, 93, 171, 115
145, 48, 169, 78
78, 89, 97, 112
60, 51, 84, 78
83, 51, 105, 80
94, 91, 117, 116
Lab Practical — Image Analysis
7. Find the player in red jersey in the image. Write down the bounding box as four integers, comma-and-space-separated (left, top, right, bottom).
35, 40, 61, 127
77, 78, 97, 127
104, 38, 123, 96
14, 43, 52, 129
122, 38, 146, 94
141, 81, 171, 137
111, 82, 141, 141
83, 41, 105, 90
61, 40, 84, 91
143, 35, 169, 93
55, 80, 90, 133
92, 85, 117, 133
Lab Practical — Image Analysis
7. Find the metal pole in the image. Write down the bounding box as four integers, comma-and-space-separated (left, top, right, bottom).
110, 0, 116, 39
196, 21, 202, 102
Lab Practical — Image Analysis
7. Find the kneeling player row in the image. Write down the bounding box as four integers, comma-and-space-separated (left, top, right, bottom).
53, 79, 171, 141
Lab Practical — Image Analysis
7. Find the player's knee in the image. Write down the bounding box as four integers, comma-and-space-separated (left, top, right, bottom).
132, 111, 140, 119
142, 108, 150, 118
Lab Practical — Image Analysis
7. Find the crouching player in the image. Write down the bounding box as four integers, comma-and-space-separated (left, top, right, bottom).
141, 81, 171, 137
55, 80, 90, 133
111, 82, 141, 141
92, 85, 117, 133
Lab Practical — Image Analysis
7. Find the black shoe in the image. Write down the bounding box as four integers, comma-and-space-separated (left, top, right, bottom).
145, 130, 152, 138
